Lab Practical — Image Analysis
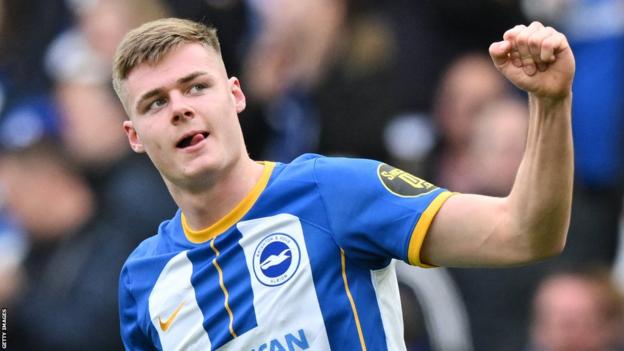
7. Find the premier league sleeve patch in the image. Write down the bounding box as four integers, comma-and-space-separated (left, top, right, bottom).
377, 163, 438, 197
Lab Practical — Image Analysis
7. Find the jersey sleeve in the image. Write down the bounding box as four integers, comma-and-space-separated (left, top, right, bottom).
313, 156, 452, 268
119, 266, 155, 351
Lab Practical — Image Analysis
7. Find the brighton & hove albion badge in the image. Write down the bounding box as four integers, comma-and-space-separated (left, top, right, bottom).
253, 233, 301, 286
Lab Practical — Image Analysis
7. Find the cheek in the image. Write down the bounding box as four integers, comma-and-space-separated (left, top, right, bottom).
220, 114, 244, 142
135, 121, 167, 152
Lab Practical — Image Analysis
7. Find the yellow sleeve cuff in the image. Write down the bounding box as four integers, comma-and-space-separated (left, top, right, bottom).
407, 191, 454, 268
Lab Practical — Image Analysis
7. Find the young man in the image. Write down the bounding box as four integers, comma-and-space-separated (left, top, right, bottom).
114, 18, 574, 350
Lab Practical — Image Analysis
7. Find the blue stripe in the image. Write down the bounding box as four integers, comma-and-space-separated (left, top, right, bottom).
300, 220, 381, 350
128, 251, 176, 351
187, 243, 234, 349
342, 259, 388, 350
186, 230, 258, 349
215, 230, 258, 336
148, 321, 164, 350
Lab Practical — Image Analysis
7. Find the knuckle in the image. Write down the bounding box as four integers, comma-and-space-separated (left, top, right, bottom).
516, 32, 529, 45
528, 35, 541, 48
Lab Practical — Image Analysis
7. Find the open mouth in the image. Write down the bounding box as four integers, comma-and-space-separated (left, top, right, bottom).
176, 132, 209, 149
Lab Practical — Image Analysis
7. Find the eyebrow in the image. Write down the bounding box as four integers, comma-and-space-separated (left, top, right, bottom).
134, 71, 209, 112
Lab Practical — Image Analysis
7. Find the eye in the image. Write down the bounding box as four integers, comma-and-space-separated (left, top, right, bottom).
188, 83, 207, 94
147, 97, 167, 112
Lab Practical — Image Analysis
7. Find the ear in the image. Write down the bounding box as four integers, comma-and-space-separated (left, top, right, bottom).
123, 120, 145, 153
229, 77, 247, 114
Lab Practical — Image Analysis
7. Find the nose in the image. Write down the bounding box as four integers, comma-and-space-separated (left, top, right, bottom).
170, 92, 194, 124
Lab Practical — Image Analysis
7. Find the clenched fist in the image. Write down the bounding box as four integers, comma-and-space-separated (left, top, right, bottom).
489, 22, 575, 100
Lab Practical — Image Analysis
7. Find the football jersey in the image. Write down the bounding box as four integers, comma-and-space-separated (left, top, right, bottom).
119, 154, 452, 351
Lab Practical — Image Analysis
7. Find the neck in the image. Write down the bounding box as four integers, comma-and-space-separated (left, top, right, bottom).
167, 156, 265, 231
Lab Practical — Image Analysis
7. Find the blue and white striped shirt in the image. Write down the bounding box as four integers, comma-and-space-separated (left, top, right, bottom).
119, 154, 452, 350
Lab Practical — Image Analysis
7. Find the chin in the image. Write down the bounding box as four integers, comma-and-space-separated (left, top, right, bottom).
181, 161, 219, 179
181, 153, 233, 179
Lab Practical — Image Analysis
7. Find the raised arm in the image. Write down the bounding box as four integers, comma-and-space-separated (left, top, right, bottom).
421, 22, 575, 267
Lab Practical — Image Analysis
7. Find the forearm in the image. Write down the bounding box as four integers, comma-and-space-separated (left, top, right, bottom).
506, 93, 573, 259
422, 22, 575, 267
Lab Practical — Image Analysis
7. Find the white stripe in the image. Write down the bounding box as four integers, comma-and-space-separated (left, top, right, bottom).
218, 213, 330, 350
396, 262, 473, 351
149, 251, 211, 351
370, 260, 407, 351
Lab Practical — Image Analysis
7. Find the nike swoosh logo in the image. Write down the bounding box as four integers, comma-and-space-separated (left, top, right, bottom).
158, 302, 185, 332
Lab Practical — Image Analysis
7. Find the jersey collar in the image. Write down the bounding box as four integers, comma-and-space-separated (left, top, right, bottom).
181, 162, 275, 243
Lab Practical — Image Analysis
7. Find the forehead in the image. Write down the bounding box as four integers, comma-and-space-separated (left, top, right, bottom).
124, 43, 226, 105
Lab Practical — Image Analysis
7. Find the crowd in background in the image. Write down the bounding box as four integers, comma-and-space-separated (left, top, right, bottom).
0, 0, 622, 350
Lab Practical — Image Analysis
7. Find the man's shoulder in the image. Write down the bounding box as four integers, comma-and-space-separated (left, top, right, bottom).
283, 153, 323, 168
125, 233, 163, 264
123, 214, 183, 266
269, 153, 321, 182
282, 153, 379, 174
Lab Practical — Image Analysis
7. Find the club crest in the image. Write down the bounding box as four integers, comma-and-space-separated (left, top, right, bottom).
253, 233, 301, 286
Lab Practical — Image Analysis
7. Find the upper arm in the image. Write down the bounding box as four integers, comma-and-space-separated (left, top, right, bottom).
421, 193, 533, 267
313, 156, 450, 267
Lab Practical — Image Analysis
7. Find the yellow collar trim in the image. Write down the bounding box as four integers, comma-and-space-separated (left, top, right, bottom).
182, 162, 275, 243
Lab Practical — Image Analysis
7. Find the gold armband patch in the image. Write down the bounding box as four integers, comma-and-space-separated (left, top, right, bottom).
377, 164, 437, 197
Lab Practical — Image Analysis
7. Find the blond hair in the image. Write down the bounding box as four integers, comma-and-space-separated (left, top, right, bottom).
112, 18, 221, 105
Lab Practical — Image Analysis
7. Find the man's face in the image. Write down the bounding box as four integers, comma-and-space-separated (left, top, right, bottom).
532, 277, 616, 351
122, 43, 246, 187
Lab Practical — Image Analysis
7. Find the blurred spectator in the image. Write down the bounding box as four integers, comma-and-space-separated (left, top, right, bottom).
465, 96, 528, 196
53, 81, 129, 169
45, 0, 170, 90
242, 0, 346, 161
527, 266, 624, 351
0, 1, 177, 349
315, 6, 399, 160
0, 143, 94, 243
0, 142, 130, 350
428, 52, 510, 192
316, 1, 527, 164
45, 0, 176, 243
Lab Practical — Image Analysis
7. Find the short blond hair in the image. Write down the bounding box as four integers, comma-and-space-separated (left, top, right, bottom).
112, 18, 221, 105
